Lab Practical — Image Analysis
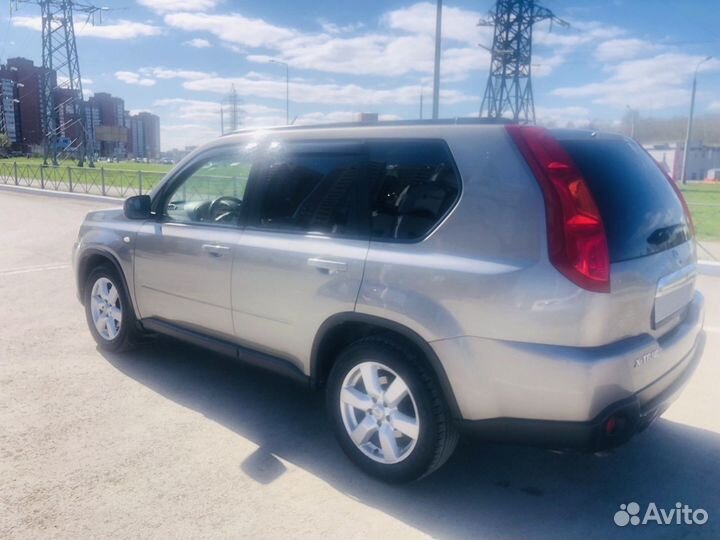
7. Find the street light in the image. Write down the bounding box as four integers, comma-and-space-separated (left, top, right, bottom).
270, 59, 289, 125
680, 55, 713, 184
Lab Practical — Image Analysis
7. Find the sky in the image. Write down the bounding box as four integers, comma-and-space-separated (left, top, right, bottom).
1, 0, 719, 151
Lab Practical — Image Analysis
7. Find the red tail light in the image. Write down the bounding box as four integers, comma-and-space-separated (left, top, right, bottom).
506, 125, 610, 293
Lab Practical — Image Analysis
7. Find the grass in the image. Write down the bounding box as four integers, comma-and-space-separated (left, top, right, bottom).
681, 183, 720, 241
0, 159, 250, 198
10, 157, 174, 174
0, 158, 170, 195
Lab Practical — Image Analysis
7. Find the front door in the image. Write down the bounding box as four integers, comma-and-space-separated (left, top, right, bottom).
134, 145, 258, 338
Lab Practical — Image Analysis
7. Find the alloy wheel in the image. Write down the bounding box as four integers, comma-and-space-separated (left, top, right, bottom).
90, 277, 122, 341
339, 361, 420, 464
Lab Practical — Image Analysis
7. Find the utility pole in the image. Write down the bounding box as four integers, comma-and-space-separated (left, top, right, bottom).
432, 0, 442, 120
681, 55, 713, 184
220, 101, 225, 135
479, 0, 568, 123
626, 105, 637, 138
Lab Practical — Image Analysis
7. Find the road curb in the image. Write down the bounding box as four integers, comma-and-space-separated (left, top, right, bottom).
698, 260, 720, 277
0, 183, 121, 204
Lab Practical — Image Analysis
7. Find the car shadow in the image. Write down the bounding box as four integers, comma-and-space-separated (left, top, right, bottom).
102, 339, 720, 540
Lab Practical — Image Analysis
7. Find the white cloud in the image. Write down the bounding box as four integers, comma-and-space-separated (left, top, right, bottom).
184, 38, 212, 48
161, 122, 219, 150
154, 98, 223, 122
164, 12, 296, 48
115, 71, 156, 86
182, 73, 477, 106
534, 19, 625, 51
114, 67, 214, 87
709, 101, 720, 112
144, 67, 214, 80
162, 6, 487, 80
536, 106, 593, 127
137, 0, 218, 13
552, 53, 720, 110
12, 16, 163, 39
383, 2, 490, 45
595, 38, 657, 62
157, 101, 405, 149
533, 54, 565, 77
318, 20, 364, 35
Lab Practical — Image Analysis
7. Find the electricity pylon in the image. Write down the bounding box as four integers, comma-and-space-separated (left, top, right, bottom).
479, 0, 568, 124
220, 85, 243, 135
12, 0, 105, 166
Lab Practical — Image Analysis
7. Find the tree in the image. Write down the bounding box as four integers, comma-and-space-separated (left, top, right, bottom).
0, 133, 10, 154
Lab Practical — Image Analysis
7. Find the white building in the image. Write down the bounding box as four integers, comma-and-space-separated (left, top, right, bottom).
644, 142, 720, 181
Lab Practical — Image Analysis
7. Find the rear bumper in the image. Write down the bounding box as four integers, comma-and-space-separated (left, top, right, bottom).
458, 329, 705, 450
431, 291, 705, 424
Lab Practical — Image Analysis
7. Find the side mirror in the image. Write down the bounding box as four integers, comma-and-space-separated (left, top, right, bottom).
123, 195, 152, 220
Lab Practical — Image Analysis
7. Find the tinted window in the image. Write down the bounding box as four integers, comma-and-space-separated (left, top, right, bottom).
559, 138, 691, 262
368, 140, 460, 241
164, 151, 255, 226
256, 149, 364, 237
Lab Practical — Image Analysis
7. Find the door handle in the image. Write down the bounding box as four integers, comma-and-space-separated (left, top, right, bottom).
307, 257, 348, 274
202, 244, 231, 257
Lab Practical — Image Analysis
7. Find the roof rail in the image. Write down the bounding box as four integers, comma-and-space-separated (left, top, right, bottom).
222, 117, 514, 136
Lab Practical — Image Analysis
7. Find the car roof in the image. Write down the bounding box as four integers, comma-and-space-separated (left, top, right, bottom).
221, 117, 512, 137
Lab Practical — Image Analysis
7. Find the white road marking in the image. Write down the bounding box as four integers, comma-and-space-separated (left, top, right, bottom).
0, 263, 70, 276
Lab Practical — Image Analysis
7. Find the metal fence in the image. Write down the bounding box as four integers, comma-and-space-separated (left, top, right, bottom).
0, 161, 167, 198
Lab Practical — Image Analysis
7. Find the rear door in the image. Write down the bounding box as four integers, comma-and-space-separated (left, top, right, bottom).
230, 140, 369, 370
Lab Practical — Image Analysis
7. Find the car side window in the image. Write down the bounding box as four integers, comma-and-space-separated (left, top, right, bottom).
254, 145, 365, 237
367, 140, 460, 241
163, 150, 256, 226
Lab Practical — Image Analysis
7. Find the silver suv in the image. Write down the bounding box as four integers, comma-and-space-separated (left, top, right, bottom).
74, 121, 706, 482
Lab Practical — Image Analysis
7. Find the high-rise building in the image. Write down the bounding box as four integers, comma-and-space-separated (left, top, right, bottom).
4, 58, 49, 152
54, 87, 84, 153
84, 100, 100, 156
87, 92, 128, 157
0, 77, 19, 145
129, 112, 160, 159
2, 57, 159, 159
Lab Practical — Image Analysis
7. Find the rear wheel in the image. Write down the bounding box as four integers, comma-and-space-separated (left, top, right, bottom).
84, 265, 142, 352
327, 336, 458, 482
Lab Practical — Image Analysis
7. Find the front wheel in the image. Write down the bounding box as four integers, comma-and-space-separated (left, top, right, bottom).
327, 336, 458, 482
84, 265, 142, 352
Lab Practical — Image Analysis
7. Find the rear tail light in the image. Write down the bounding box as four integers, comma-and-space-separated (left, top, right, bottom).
641, 147, 695, 237
506, 125, 610, 293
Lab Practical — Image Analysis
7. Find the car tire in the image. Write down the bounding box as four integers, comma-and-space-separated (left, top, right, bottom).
84, 264, 143, 353
327, 335, 458, 482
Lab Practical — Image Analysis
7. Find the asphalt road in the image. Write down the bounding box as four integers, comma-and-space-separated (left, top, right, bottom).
1, 188, 719, 540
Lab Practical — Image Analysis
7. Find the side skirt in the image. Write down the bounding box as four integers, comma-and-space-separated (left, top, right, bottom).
141, 318, 310, 385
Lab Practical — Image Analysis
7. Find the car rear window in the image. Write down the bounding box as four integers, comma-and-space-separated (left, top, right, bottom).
558, 138, 691, 262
